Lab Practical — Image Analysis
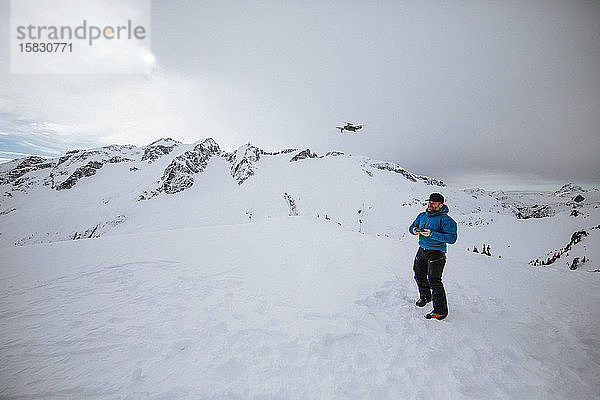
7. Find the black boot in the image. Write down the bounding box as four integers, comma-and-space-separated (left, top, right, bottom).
415, 298, 431, 307
425, 311, 447, 320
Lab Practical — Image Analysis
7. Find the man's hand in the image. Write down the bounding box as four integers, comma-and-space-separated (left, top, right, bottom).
412, 227, 420, 235
419, 229, 431, 237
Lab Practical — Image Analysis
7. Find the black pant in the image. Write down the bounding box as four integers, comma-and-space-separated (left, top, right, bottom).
413, 247, 448, 315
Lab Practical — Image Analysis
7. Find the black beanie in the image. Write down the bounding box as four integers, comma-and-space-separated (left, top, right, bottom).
429, 193, 445, 203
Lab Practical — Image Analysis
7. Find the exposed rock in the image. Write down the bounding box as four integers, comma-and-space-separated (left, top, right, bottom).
288, 149, 343, 162
53, 153, 134, 191
57, 145, 136, 167
14, 215, 127, 246
573, 194, 585, 203
231, 143, 262, 184
57, 150, 85, 166
368, 161, 446, 186
568, 230, 588, 248
554, 183, 585, 197
290, 149, 318, 162
107, 156, 132, 164
49, 144, 138, 190
568, 257, 580, 270
221, 151, 236, 163
284, 192, 298, 216
56, 161, 104, 190
529, 230, 589, 268
0, 207, 16, 216
0, 156, 55, 185
71, 215, 127, 240
515, 204, 554, 219
141, 145, 176, 162
229, 145, 340, 183
138, 189, 161, 201
15, 156, 47, 168
160, 138, 221, 194
141, 139, 179, 162
148, 138, 180, 147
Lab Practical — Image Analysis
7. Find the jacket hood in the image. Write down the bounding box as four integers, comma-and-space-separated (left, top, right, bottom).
426, 204, 449, 217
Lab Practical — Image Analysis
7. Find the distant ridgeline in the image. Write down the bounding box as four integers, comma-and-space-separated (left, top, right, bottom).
1, 138, 598, 252
529, 226, 600, 271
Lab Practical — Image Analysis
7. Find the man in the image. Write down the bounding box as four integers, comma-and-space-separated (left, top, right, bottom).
409, 193, 458, 320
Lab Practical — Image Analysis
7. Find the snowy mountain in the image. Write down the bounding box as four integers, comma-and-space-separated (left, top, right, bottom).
1, 138, 599, 399
554, 182, 586, 197
0, 137, 450, 248
1, 138, 599, 265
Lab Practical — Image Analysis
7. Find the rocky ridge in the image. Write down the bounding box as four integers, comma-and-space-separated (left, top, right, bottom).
554, 183, 586, 197
1, 138, 448, 198
529, 225, 600, 271
367, 161, 446, 186
50, 145, 138, 190
141, 138, 180, 163
464, 186, 600, 220
160, 138, 222, 194
1, 138, 599, 261
231, 143, 262, 184
0, 156, 56, 189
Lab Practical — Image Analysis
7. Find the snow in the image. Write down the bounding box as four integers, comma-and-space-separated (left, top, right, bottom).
1, 141, 599, 398
0, 216, 598, 399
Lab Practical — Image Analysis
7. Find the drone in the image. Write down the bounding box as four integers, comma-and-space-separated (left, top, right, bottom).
336, 122, 364, 134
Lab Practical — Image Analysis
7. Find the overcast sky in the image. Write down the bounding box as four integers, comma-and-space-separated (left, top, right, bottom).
1, 0, 599, 191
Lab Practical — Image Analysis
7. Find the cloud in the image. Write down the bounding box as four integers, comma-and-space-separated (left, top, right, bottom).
1, 64, 280, 153
1, 0, 599, 191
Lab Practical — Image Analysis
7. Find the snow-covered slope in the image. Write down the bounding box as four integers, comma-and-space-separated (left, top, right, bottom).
1, 138, 599, 398
0, 137, 452, 248
1, 217, 598, 399
1, 138, 598, 265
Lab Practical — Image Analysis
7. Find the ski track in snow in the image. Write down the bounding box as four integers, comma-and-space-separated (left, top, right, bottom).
1, 218, 599, 399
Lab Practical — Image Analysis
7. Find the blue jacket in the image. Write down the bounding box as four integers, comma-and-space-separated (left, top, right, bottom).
409, 205, 457, 253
